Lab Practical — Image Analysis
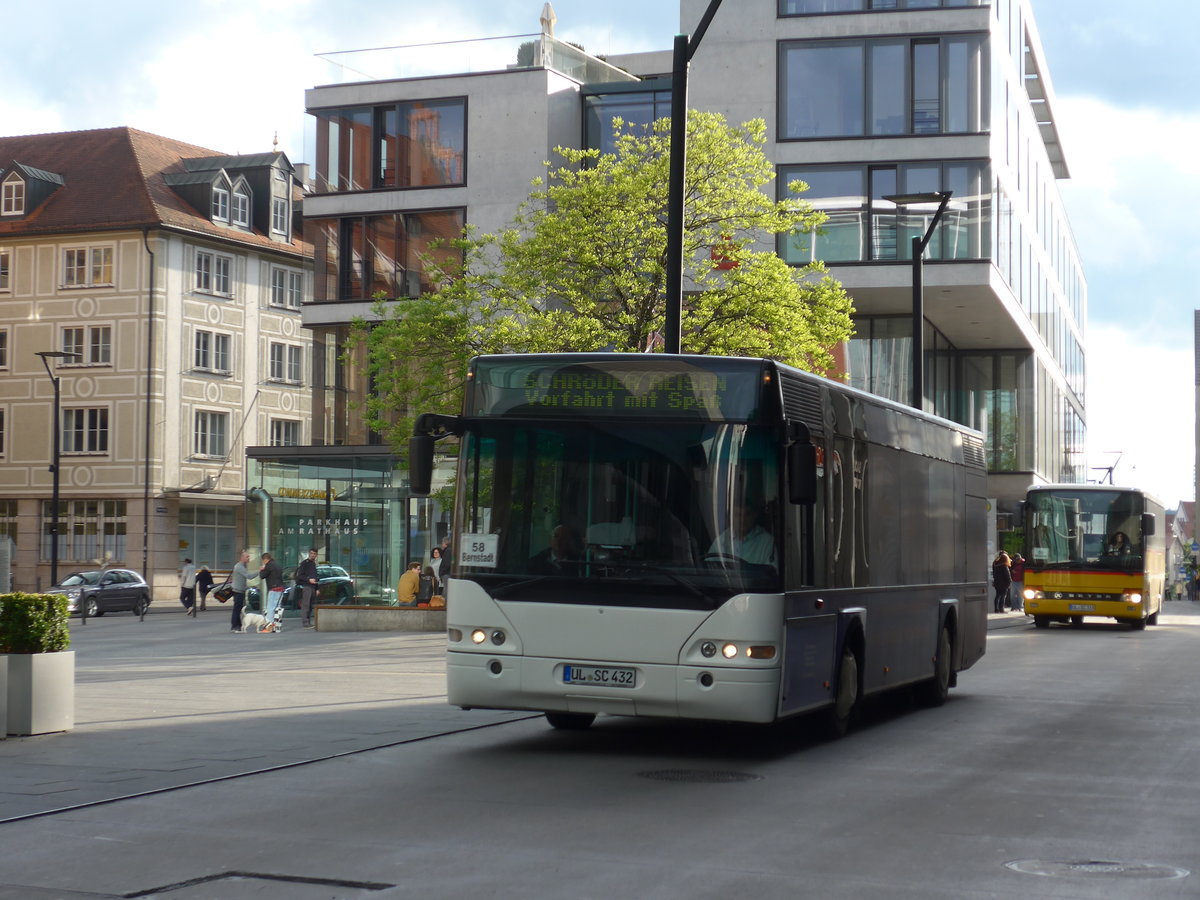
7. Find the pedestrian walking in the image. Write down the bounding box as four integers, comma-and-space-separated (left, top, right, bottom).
195, 566, 214, 612
230, 549, 252, 632
295, 547, 319, 628
992, 551, 1012, 614
179, 558, 197, 616
1009, 553, 1025, 612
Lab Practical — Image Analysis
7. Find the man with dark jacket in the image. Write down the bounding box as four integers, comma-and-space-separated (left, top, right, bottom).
295, 548, 319, 628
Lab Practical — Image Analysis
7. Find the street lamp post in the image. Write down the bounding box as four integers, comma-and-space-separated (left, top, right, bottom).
883, 191, 952, 410
664, 0, 724, 354
36, 350, 82, 616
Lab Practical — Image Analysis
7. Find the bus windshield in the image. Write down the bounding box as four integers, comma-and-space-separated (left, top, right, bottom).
457, 420, 782, 609
1026, 489, 1145, 571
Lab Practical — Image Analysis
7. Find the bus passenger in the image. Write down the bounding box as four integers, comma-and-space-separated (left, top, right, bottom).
529, 525, 583, 575
708, 502, 777, 568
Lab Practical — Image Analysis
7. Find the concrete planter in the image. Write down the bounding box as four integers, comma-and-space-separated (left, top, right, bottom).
4, 650, 74, 736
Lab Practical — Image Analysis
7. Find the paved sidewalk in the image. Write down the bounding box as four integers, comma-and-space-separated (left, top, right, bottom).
0, 605, 526, 823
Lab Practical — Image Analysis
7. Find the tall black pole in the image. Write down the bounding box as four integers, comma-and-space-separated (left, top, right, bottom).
664, 33, 689, 355
911, 234, 923, 410
50, 370, 62, 590
663, 0, 725, 356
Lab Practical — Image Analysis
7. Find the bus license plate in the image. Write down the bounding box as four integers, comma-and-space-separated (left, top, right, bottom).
1068, 603, 1095, 611
563, 665, 636, 688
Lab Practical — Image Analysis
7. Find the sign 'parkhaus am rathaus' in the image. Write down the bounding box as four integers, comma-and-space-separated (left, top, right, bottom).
276, 517, 370, 537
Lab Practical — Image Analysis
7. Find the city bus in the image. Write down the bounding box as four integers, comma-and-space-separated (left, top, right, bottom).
410, 354, 989, 733
1022, 484, 1166, 629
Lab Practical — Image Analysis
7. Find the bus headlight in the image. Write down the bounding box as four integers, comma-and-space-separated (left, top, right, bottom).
700, 641, 717, 658
1024, 588, 1041, 601
1125, 591, 1143, 605
471, 628, 487, 644
721, 643, 738, 659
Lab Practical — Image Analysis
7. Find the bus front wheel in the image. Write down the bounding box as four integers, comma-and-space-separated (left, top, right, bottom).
821, 645, 861, 739
545, 712, 596, 731
1033, 616, 1050, 629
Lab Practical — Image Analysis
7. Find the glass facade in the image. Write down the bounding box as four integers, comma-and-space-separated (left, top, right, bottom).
308, 209, 465, 303
780, 0, 982, 10
245, 449, 455, 606
312, 98, 466, 193
583, 85, 672, 155
780, 161, 990, 264
780, 35, 987, 139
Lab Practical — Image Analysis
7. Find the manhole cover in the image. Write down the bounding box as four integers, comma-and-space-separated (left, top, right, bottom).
1006, 859, 1189, 881
637, 769, 763, 783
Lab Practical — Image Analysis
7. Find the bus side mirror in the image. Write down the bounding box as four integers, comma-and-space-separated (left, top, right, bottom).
1142, 512, 1156, 537
788, 441, 817, 505
409, 434, 435, 496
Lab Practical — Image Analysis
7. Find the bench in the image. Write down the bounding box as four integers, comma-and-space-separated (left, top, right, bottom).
313, 604, 446, 633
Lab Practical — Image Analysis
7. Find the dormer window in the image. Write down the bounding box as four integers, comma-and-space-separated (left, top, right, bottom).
1, 173, 24, 216
211, 185, 230, 222
232, 186, 250, 227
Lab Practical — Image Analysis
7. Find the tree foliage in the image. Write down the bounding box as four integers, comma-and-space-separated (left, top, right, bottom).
351, 110, 854, 450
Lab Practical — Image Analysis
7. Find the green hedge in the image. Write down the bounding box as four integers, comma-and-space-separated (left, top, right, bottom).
0, 592, 71, 654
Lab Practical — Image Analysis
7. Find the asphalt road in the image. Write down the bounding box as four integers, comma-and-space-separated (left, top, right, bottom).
1, 603, 1198, 898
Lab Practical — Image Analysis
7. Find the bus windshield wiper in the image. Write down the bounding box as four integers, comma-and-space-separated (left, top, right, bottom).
600, 561, 713, 603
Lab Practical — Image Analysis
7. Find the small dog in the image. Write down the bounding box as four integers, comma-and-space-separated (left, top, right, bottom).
240, 611, 268, 633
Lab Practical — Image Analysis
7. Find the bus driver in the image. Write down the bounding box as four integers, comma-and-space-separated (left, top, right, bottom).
708, 501, 777, 568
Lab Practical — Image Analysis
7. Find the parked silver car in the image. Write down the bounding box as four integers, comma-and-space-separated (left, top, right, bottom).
48, 569, 151, 617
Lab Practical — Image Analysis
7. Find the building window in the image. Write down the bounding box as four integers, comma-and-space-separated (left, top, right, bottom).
779, 161, 990, 263
313, 97, 466, 193
270, 419, 300, 446
270, 268, 303, 308
1, 173, 23, 215
63, 246, 113, 287
0, 248, 10, 290
0, 408, 5, 455
212, 185, 230, 222
62, 408, 109, 453
61, 325, 111, 364
194, 330, 231, 372
779, 34, 985, 139
308, 209, 465, 302
779, 1, 984, 14
269, 343, 303, 383
194, 410, 228, 458
0, 328, 7, 368
272, 196, 290, 234
178, 503, 236, 571
41, 499, 126, 564
232, 186, 250, 227
288, 271, 303, 308
0, 499, 15, 544
196, 250, 233, 295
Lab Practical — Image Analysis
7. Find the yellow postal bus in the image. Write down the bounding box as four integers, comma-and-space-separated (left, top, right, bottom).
1022, 484, 1165, 629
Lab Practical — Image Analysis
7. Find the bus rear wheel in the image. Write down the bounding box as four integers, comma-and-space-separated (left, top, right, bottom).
917, 625, 953, 708
545, 712, 595, 731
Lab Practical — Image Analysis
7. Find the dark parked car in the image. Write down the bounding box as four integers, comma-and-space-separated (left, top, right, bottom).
48, 569, 151, 617
246, 564, 355, 611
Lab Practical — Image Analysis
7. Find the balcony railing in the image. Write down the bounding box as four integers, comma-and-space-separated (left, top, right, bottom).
316, 33, 639, 87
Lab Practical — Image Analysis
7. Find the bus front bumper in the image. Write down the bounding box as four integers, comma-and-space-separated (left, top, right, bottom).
447, 651, 781, 724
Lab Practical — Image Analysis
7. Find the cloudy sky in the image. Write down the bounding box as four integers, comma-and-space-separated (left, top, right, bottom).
4, 0, 1196, 504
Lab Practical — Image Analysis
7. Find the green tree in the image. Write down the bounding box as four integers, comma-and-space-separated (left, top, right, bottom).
351, 110, 854, 451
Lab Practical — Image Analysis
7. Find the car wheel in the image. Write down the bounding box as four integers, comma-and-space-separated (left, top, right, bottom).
133, 593, 149, 616
86, 597, 103, 617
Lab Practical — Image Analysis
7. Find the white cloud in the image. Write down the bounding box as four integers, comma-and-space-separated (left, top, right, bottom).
1085, 324, 1194, 504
